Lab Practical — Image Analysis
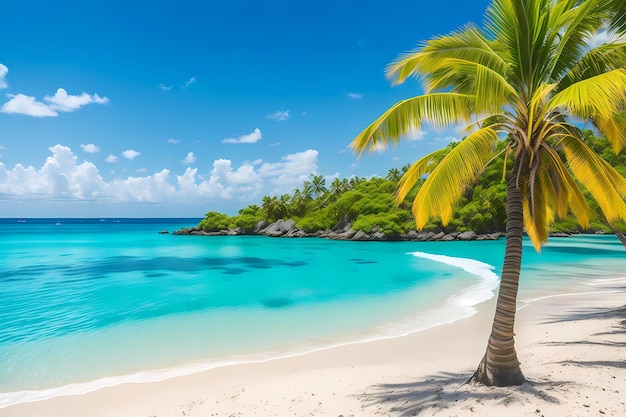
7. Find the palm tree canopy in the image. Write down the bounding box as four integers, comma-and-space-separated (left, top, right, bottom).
351, 0, 626, 250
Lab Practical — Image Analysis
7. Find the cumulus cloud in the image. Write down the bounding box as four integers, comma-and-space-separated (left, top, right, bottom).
266, 110, 290, 121
122, 149, 141, 160
258, 149, 319, 189
222, 128, 262, 144
1, 88, 109, 117
44, 88, 109, 112
1, 94, 58, 117
0, 145, 321, 205
105, 155, 118, 163
80, 144, 101, 153
0, 64, 8, 89
159, 83, 172, 91
181, 152, 196, 164
167, 138, 180, 144
347, 92, 363, 100
406, 127, 426, 141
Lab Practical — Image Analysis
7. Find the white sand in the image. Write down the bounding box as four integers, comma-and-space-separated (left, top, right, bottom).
1, 290, 625, 417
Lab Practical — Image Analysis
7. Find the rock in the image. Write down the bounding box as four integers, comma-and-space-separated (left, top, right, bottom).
441, 234, 456, 241
406, 230, 419, 240
549, 232, 571, 237
477, 232, 502, 240
431, 232, 445, 241
261, 219, 297, 237
351, 230, 370, 241
457, 231, 477, 241
333, 216, 352, 233
371, 231, 388, 241
254, 220, 270, 233
158, 230, 169, 234
342, 228, 357, 240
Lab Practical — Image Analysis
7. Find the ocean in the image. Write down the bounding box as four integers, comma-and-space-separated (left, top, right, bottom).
0, 218, 624, 407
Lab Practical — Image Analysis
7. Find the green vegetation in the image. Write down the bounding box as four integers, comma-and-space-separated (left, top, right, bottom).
198, 135, 625, 237
351, 0, 626, 387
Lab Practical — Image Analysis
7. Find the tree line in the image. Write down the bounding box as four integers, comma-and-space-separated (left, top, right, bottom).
199, 131, 625, 237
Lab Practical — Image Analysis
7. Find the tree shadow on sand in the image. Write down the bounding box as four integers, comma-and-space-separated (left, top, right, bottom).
356, 372, 566, 417
542, 305, 626, 325
358, 305, 626, 416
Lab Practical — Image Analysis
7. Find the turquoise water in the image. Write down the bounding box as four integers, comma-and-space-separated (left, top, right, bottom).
0, 219, 624, 407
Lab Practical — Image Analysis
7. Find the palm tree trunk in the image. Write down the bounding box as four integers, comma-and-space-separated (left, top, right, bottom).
470, 173, 526, 386
609, 224, 626, 249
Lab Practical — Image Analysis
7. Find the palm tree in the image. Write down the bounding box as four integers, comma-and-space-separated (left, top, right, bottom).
385, 167, 402, 183
310, 174, 328, 198
262, 195, 288, 222
351, 0, 626, 386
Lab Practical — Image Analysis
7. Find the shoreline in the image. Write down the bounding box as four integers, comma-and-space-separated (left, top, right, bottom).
2, 282, 624, 417
174, 218, 607, 242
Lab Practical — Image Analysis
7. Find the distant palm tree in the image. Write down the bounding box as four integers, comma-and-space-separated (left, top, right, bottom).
352, 0, 626, 386
385, 167, 402, 183
310, 174, 328, 198
262, 195, 288, 222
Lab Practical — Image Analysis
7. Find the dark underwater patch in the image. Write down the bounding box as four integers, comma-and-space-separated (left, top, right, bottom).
261, 297, 295, 308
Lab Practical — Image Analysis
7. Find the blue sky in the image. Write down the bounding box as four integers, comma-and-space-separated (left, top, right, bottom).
0, 0, 490, 217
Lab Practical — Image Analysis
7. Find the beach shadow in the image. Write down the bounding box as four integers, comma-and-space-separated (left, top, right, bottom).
554, 360, 626, 370
542, 305, 626, 325
357, 372, 564, 416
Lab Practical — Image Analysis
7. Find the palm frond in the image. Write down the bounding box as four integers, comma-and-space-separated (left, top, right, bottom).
386, 26, 507, 86
541, 143, 591, 227
561, 135, 626, 223
350, 93, 475, 156
411, 128, 498, 228
547, 69, 626, 122
557, 42, 626, 92
591, 111, 626, 153
522, 178, 553, 251
396, 148, 448, 203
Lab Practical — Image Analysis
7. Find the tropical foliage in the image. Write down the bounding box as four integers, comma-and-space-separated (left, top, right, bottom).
198, 133, 625, 237
351, 0, 626, 386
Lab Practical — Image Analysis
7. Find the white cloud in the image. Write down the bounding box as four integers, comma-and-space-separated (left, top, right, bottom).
1, 88, 108, 117
168, 138, 180, 144
266, 110, 290, 121
0, 64, 8, 89
105, 155, 118, 163
159, 83, 172, 91
347, 92, 363, 100
1, 94, 58, 117
44, 88, 109, 112
222, 128, 262, 144
406, 127, 426, 141
182, 76, 196, 88
80, 144, 101, 153
0, 145, 321, 206
268, 142, 280, 147
122, 149, 141, 160
181, 152, 196, 164
258, 149, 319, 189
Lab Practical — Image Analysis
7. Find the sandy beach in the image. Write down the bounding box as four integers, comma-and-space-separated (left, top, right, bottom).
2, 285, 625, 417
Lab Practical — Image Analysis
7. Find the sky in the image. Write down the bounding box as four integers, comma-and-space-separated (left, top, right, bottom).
0, 0, 491, 217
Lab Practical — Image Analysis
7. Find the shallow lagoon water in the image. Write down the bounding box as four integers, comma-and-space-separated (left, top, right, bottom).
0, 219, 624, 406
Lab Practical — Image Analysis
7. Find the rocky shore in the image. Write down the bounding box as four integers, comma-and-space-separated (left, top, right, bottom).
173, 218, 505, 242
